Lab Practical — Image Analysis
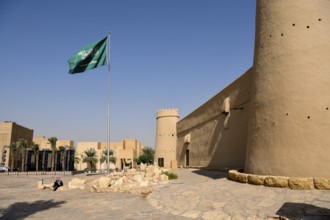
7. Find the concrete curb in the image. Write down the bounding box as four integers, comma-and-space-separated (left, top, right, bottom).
228, 170, 330, 190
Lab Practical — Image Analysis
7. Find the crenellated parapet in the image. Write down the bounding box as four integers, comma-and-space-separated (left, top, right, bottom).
156, 108, 179, 119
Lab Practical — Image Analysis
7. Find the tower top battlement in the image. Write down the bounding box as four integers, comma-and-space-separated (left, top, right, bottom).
156, 108, 179, 119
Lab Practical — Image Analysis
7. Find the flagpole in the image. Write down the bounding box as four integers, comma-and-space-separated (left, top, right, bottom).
106, 32, 111, 173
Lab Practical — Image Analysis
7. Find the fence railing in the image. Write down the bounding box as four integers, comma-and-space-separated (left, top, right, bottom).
0, 171, 73, 176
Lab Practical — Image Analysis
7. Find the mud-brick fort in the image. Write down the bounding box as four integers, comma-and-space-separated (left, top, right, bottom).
155, 0, 330, 179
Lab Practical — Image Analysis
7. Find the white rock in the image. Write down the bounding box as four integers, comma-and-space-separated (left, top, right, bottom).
139, 181, 149, 187
145, 172, 153, 178
98, 176, 111, 188
159, 174, 169, 182
133, 174, 144, 182
127, 168, 136, 173
68, 178, 86, 190
114, 178, 124, 186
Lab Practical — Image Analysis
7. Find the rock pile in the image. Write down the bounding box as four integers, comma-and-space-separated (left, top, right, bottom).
68, 165, 171, 195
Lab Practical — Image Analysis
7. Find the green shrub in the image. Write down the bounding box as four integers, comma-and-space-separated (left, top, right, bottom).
163, 171, 178, 180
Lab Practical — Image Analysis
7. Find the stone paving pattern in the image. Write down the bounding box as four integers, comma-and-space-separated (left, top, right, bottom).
0, 168, 329, 219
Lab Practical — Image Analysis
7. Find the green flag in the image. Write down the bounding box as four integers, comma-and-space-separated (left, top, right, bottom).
68, 36, 108, 74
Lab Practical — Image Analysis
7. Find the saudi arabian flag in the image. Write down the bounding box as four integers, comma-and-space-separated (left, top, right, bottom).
68, 36, 108, 74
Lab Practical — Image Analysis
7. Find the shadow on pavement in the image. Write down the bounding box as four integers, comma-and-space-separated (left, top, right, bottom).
191, 169, 227, 179
0, 200, 66, 219
276, 202, 330, 219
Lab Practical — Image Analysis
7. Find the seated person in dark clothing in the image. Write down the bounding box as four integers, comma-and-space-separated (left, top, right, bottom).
52, 176, 63, 191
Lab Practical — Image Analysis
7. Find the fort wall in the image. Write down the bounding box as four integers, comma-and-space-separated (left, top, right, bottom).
176, 68, 252, 169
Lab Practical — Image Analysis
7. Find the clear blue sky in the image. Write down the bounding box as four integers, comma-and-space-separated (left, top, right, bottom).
0, 0, 256, 147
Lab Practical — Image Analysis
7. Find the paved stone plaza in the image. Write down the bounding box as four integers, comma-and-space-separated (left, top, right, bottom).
0, 169, 329, 219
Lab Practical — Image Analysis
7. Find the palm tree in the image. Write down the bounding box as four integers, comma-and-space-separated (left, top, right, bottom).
82, 148, 98, 171
74, 155, 81, 164
31, 143, 40, 172
100, 149, 116, 170
74, 154, 81, 170
2, 145, 10, 170
16, 138, 28, 172
58, 146, 66, 171
9, 143, 18, 171
48, 137, 58, 172
136, 146, 155, 165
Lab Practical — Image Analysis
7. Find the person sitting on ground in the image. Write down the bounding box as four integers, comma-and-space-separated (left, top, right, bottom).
52, 176, 63, 191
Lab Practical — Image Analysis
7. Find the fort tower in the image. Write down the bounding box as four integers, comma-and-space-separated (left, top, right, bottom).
245, 0, 330, 177
154, 109, 179, 168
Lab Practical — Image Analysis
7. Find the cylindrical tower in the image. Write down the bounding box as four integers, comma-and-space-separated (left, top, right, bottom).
245, 0, 330, 177
155, 108, 179, 168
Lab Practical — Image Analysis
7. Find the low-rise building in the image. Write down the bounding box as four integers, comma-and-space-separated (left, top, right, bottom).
76, 139, 144, 171
32, 136, 75, 171
0, 121, 33, 169
33, 136, 74, 149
